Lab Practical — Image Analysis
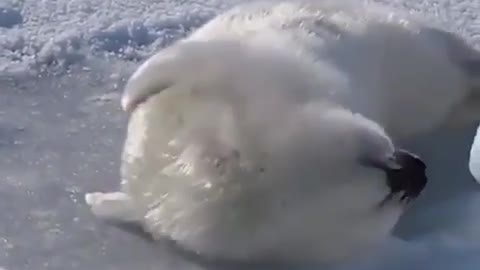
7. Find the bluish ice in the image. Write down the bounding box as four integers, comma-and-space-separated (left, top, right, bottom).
1, 0, 480, 269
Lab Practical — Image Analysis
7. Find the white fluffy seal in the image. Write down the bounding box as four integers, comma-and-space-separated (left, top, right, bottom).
86, 42, 426, 265
84, 0, 480, 264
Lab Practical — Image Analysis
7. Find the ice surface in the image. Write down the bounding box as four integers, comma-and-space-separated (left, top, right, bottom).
1, 0, 480, 269
0, 7, 22, 28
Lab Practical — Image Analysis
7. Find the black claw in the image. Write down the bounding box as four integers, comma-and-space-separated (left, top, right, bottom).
384, 149, 427, 204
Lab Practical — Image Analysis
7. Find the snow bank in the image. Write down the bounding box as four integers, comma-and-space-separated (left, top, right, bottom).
0, 0, 237, 75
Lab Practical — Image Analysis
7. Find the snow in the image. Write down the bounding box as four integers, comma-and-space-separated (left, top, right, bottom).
0, 0, 231, 75
1, 0, 480, 269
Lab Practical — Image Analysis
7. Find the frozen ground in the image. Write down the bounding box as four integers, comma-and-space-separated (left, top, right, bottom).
1, 0, 480, 269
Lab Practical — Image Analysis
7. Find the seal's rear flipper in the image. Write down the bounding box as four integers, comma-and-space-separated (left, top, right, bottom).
85, 192, 142, 222
85, 191, 155, 241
